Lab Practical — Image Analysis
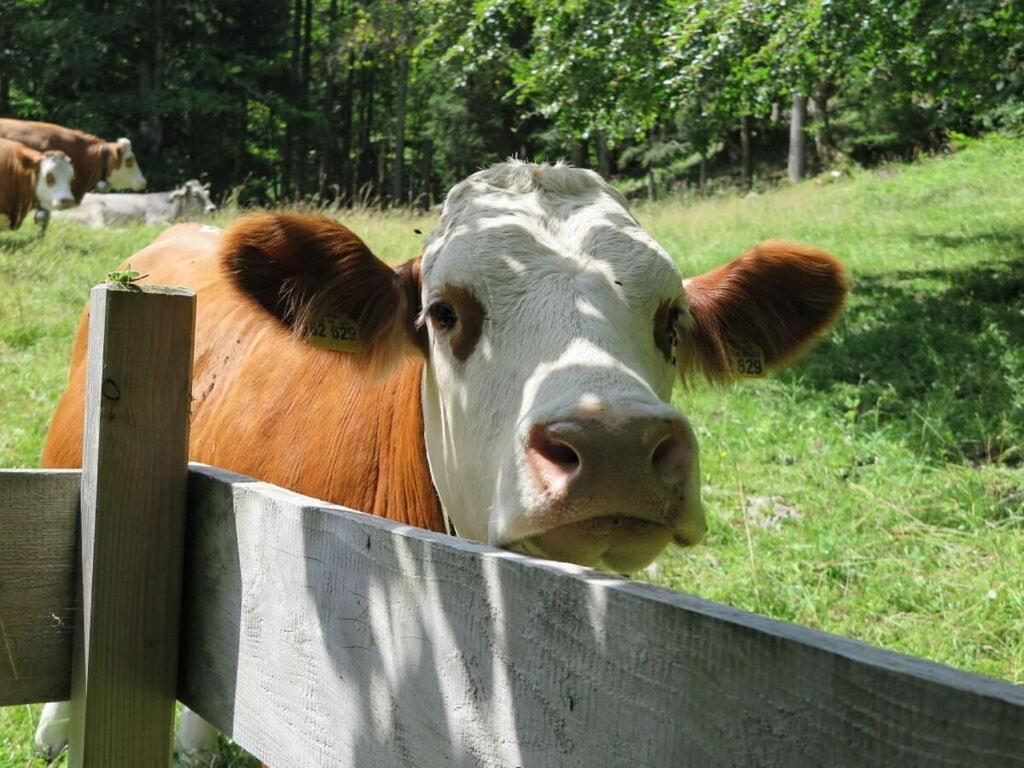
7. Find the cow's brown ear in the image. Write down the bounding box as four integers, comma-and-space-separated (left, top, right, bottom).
676, 241, 848, 383
221, 213, 424, 375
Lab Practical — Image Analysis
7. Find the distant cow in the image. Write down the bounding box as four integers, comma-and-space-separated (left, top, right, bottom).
37, 161, 847, 762
51, 179, 216, 228
0, 118, 146, 202
0, 137, 75, 231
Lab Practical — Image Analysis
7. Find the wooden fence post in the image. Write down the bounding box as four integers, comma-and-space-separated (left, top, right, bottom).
69, 284, 195, 767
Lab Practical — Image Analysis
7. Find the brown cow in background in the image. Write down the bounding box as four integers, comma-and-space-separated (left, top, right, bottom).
0, 137, 75, 231
0, 118, 147, 202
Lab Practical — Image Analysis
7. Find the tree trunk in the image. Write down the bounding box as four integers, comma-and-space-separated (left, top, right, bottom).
699, 153, 708, 194
319, 0, 339, 199
298, 0, 313, 195
0, 1, 12, 117
234, 97, 246, 185
340, 54, 355, 203
809, 81, 834, 170
138, 0, 164, 154
646, 158, 656, 201
571, 139, 587, 168
391, 53, 408, 206
282, 0, 302, 199
419, 137, 433, 210
356, 66, 375, 199
596, 131, 611, 179
788, 92, 807, 183
740, 114, 752, 190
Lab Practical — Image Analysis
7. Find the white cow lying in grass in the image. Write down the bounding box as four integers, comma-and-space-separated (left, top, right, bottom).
52, 179, 216, 227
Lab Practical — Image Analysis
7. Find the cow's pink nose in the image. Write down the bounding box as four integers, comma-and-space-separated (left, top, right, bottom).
526, 414, 692, 500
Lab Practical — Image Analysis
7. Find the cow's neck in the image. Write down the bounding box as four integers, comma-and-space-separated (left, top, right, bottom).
359, 358, 444, 531
189, 347, 443, 534
78, 140, 109, 199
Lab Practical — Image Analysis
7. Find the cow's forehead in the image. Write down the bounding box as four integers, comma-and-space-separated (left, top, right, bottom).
423, 162, 683, 303
41, 154, 72, 175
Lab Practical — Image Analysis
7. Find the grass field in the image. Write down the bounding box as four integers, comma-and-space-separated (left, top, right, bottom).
2, 136, 1022, 764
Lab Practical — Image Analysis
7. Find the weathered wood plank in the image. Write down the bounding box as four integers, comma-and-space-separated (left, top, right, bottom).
179, 464, 1024, 768
0, 469, 80, 705
70, 284, 195, 767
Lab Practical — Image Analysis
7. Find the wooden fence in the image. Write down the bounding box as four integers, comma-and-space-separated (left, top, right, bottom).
1, 284, 1022, 767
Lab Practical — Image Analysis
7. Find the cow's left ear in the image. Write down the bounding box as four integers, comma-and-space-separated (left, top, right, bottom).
675, 241, 848, 383
221, 213, 425, 376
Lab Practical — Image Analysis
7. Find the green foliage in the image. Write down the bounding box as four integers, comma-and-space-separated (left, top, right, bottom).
2, 0, 1022, 198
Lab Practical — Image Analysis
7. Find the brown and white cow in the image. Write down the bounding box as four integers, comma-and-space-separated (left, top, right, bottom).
0, 118, 147, 202
35, 162, 847, 761
0, 137, 75, 231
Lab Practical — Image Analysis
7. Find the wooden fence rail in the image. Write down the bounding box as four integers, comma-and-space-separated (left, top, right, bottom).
1, 283, 1023, 766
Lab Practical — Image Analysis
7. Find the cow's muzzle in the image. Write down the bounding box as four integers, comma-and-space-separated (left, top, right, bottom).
498, 409, 706, 572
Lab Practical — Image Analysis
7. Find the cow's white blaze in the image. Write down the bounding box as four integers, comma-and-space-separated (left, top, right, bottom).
34, 153, 75, 211
420, 162, 704, 570
107, 137, 147, 191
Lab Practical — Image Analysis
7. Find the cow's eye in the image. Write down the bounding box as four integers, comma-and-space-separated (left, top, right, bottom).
653, 300, 684, 363
429, 302, 458, 331
45, 173, 56, 186
666, 305, 682, 341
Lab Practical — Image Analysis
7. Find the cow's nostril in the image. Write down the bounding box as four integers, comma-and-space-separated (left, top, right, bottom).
527, 424, 581, 497
650, 429, 689, 484
530, 425, 580, 469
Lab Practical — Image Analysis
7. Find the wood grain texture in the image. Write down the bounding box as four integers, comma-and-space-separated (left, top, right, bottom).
178, 464, 1024, 768
70, 284, 195, 767
0, 469, 80, 705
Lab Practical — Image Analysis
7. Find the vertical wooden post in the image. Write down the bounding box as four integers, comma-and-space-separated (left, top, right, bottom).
69, 284, 195, 767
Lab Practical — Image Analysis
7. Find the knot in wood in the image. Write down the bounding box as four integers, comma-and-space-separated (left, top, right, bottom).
101, 379, 121, 401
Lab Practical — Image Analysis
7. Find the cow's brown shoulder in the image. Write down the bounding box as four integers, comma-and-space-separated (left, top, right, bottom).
0, 137, 39, 230
41, 222, 443, 531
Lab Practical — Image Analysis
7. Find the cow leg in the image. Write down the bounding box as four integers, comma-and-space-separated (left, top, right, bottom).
33, 208, 50, 236
174, 706, 220, 766
33, 700, 70, 759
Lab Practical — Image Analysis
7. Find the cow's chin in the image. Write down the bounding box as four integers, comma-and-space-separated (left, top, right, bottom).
508, 518, 678, 574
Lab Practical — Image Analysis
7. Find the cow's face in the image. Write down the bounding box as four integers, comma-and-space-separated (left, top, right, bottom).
35, 151, 75, 211
419, 166, 705, 568
107, 138, 147, 191
170, 180, 216, 218
223, 163, 847, 572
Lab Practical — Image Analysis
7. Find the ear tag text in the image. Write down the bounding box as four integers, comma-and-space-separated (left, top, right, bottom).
308, 315, 360, 353
733, 342, 765, 377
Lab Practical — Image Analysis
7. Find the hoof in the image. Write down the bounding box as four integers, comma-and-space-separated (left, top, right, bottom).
33, 701, 70, 760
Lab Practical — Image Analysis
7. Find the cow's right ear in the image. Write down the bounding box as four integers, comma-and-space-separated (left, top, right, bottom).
221, 213, 425, 375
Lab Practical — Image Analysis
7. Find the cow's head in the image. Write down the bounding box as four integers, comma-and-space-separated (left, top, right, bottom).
170, 179, 216, 218
35, 151, 75, 211
222, 162, 847, 572
107, 138, 147, 191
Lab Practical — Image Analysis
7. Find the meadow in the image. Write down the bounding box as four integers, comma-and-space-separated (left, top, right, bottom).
1, 135, 1022, 765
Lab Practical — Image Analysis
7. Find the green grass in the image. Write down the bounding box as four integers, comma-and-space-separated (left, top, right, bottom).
637, 136, 1024, 683
2, 137, 1023, 763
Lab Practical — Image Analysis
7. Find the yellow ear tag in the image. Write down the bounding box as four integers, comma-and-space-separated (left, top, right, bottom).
733, 342, 765, 377
307, 315, 360, 353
